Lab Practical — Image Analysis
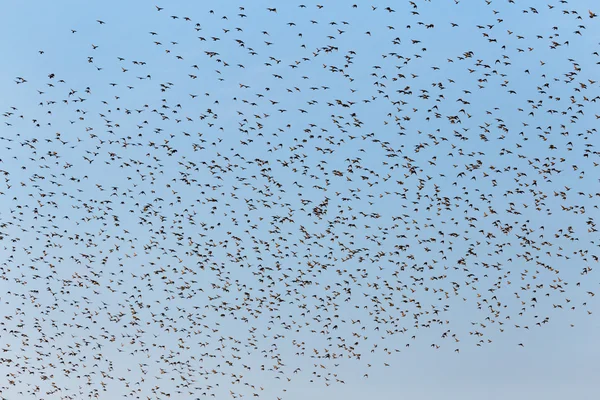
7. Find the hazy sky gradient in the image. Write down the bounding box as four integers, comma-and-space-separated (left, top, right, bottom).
0, 1, 599, 399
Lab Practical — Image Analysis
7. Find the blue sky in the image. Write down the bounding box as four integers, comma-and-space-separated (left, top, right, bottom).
0, 0, 599, 399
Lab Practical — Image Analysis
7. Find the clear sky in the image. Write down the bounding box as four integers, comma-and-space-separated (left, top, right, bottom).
0, 0, 599, 399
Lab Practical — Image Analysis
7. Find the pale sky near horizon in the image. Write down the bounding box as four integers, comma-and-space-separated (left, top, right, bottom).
0, 1, 599, 399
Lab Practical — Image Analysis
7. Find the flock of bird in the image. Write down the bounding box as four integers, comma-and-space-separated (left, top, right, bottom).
0, 1, 599, 398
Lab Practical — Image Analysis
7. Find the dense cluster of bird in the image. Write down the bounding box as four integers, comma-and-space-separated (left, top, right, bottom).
0, 1, 599, 398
